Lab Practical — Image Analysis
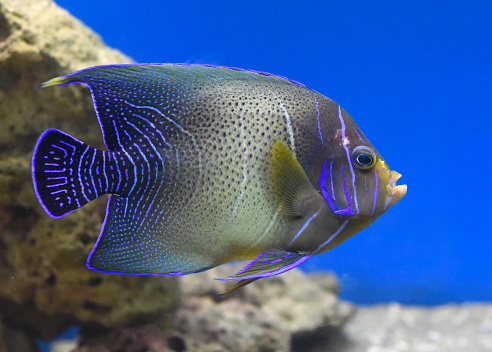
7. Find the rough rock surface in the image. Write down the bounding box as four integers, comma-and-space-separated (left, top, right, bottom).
176, 265, 353, 352
60, 267, 353, 352
341, 303, 492, 352
53, 298, 492, 352
0, 0, 179, 343
0, 314, 39, 352
74, 325, 188, 352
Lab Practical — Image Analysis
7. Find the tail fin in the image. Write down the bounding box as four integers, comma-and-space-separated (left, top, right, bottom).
32, 129, 105, 218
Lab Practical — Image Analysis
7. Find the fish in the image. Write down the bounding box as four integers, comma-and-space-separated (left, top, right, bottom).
32, 64, 407, 292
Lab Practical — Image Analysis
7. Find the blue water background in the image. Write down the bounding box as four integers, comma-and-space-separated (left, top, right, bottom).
53, 0, 492, 305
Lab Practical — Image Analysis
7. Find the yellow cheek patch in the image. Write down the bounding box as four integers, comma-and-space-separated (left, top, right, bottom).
378, 159, 391, 175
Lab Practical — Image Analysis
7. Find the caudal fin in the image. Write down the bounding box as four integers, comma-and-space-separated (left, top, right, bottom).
32, 129, 105, 218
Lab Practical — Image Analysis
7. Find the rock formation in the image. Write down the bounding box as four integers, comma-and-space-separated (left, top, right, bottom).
2, 1, 490, 352
65, 265, 353, 352
52, 298, 492, 352
0, 0, 179, 342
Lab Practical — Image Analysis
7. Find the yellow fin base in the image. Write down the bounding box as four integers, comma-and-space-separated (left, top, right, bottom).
220, 278, 258, 295
269, 140, 313, 217
40, 76, 70, 88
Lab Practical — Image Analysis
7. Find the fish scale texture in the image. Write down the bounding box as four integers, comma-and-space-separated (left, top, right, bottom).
56, 64, 332, 274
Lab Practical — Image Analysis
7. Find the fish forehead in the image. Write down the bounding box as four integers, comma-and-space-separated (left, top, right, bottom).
309, 102, 390, 218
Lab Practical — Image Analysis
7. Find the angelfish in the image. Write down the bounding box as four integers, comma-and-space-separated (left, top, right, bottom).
32, 64, 407, 292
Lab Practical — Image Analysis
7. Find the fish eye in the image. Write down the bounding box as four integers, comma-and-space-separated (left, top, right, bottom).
351, 146, 376, 170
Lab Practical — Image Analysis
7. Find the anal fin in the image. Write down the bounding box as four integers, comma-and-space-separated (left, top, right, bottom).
216, 248, 311, 281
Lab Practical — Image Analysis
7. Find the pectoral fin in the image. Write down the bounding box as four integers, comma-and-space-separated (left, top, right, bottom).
269, 140, 323, 218
216, 248, 312, 282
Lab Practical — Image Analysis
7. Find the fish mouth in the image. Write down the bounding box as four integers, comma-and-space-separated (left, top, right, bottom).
320, 159, 407, 218
385, 171, 407, 209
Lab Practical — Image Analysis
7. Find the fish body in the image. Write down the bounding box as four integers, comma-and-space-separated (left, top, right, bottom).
32, 64, 406, 288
